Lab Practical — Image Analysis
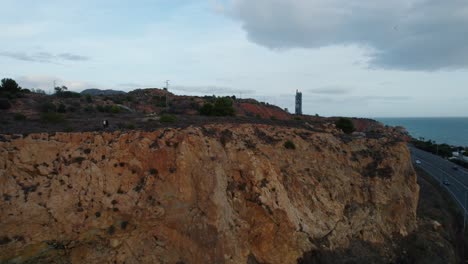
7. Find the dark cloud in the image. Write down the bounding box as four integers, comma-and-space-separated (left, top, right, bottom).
227, 0, 468, 70
0, 51, 90, 63
172, 85, 255, 95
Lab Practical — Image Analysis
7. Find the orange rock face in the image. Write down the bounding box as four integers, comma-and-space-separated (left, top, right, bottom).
0, 125, 419, 263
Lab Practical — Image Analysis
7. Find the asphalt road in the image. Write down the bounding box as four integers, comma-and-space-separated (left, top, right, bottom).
410, 147, 468, 215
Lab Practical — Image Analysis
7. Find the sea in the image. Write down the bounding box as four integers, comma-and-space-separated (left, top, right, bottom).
376, 117, 468, 147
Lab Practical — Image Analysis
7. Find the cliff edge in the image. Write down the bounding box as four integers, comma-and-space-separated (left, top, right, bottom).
0, 124, 418, 263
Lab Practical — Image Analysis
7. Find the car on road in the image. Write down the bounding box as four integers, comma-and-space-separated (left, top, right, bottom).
415, 160, 421, 164
443, 179, 451, 186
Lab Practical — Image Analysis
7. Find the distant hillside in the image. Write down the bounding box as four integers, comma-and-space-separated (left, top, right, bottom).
81, 88, 126, 95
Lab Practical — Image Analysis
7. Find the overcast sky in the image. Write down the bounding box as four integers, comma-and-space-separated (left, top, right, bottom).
1, 0, 467, 117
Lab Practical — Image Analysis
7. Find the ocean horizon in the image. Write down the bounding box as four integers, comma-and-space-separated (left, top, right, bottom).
376, 117, 468, 147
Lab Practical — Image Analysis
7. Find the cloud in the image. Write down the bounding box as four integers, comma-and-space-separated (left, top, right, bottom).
0, 51, 90, 63
172, 85, 255, 95
16, 75, 97, 92
225, 0, 468, 71
359, 95, 411, 101
118, 83, 152, 88
57, 53, 89, 61
307, 86, 352, 95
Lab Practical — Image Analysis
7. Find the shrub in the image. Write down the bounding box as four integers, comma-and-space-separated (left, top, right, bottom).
335, 117, 355, 134
199, 97, 235, 116
14, 113, 26, 121
41, 112, 65, 123
213, 97, 235, 116
284, 140, 296, 150
199, 102, 214, 115
112, 98, 123, 104
0, 99, 11, 110
96, 104, 121, 113
56, 91, 81, 98
160, 114, 177, 123
85, 94, 92, 103
57, 103, 67, 113
110, 105, 121, 114
40, 102, 56, 113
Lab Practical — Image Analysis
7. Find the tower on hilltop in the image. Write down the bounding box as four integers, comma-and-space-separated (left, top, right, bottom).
295, 90, 302, 115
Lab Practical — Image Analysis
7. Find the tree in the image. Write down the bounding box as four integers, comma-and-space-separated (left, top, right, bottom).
335, 117, 355, 134
0, 78, 21, 93
54, 85, 68, 94
213, 97, 235, 116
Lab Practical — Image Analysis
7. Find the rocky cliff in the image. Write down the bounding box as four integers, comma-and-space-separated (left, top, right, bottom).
0, 124, 419, 263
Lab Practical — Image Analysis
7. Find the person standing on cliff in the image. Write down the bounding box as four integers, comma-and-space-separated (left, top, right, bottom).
103, 119, 109, 129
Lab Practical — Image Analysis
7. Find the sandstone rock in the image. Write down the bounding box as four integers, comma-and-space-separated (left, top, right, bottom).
0, 124, 419, 263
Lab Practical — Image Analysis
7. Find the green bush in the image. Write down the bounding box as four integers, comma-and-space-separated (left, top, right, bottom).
14, 113, 26, 121
199, 97, 235, 116
110, 105, 121, 114
335, 117, 355, 134
41, 112, 65, 123
284, 140, 296, 150
159, 114, 177, 123
96, 105, 121, 113
199, 102, 214, 115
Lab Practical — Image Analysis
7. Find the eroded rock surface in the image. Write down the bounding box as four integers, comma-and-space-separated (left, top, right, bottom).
0, 124, 418, 263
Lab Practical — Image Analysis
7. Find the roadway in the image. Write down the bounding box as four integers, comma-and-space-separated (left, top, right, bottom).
410, 147, 468, 215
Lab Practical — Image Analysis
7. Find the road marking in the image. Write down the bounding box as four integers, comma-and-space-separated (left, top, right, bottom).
416, 157, 468, 190
412, 147, 468, 175
415, 160, 467, 213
